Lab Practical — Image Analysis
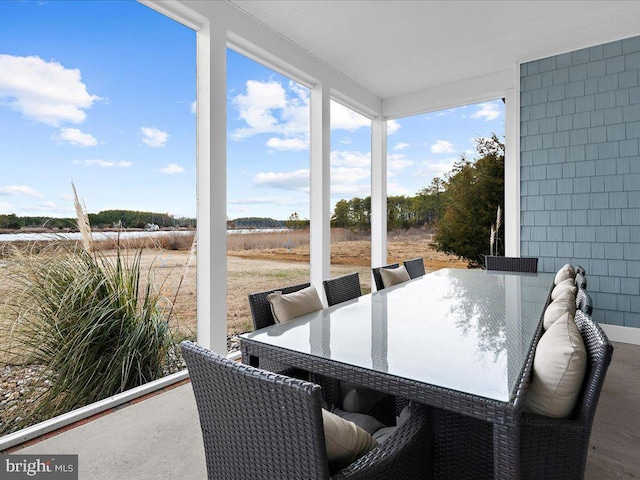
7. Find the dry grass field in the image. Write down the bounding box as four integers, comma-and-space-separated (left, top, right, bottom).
1, 228, 467, 342
148, 228, 468, 336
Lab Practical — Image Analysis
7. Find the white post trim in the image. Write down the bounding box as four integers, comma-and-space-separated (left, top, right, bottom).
371, 117, 387, 277
504, 63, 521, 257
310, 83, 331, 303
196, 20, 227, 355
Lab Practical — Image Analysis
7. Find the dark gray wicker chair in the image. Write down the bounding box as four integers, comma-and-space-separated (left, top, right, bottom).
182, 341, 432, 480
484, 255, 538, 273
427, 309, 612, 480
575, 272, 587, 289
323, 272, 362, 307
372, 263, 399, 291
403, 258, 425, 279
520, 310, 613, 480
248, 282, 311, 330
247, 282, 313, 380
577, 289, 593, 315
576, 265, 587, 276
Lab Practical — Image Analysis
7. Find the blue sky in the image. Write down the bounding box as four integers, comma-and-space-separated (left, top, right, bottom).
1, 0, 504, 222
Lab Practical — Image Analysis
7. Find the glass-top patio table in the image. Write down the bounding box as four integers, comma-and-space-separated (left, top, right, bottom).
240, 268, 554, 480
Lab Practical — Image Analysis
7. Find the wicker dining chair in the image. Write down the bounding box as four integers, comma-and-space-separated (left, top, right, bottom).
248, 282, 311, 330
427, 310, 612, 480
371, 263, 400, 291
576, 265, 587, 276
577, 289, 593, 315
323, 271, 396, 424
575, 272, 587, 289
247, 282, 314, 382
520, 310, 613, 480
484, 255, 538, 273
403, 258, 425, 279
323, 272, 362, 307
182, 341, 432, 480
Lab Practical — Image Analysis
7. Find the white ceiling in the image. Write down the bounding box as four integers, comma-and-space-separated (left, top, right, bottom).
228, 1, 640, 101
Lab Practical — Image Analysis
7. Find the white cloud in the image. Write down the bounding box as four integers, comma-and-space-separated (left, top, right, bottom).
387, 181, 411, 196
39, 201, 57, 209
471, 102, 502, 121
331, 102, 370, 131
231, 80, 289, 140
228, 196, 301, 206
0, 185, 43, 197
266, 137, 309, 151
413, 158, 458, 180
340, 137, 352, 145
253, 169, 310, 190
331, 166, 370, 186
73, 159, 131, 168
160, 164, 184, 174
330, 184, 371, 196
141, 127, 169, 147
388, 153, 414, 171
190, 100, 196, 114
394, 142, 410, 151
0, 202, 12, 213
430, 140, 455, 154
53, 127, 97, 147
331, 150, 371, 168
387, 120, 401, 135
0, 54, 99, 126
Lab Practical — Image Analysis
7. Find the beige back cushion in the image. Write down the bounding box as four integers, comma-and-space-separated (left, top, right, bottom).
543, 289, 577, 330
380, 265, 411, 288
525, 316, 587, 418
322, 409, 377, 472
267, 285, 323, 323
551, 278, 576, 301
554, 263, 576, 285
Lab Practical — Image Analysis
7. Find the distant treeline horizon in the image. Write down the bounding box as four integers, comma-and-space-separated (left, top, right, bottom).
0, 210, 197, 230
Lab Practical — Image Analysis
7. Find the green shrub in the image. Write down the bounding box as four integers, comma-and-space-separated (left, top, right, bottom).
2, 241, 177, 429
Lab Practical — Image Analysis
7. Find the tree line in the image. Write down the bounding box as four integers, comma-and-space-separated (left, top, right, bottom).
0, 210, 197, 230
330, 134, 505, 265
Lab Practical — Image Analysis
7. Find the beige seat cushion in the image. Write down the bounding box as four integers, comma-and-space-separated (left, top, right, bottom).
525, 316, 587, 418
551, 278, 576, 301
267, 285, 323, 323
543, 289, 577, 330
322, 408, 378, 472
554, 263, 576, 285
380, 265, 411, 288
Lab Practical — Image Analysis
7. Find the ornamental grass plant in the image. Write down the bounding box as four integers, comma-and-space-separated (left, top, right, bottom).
0, 186, 181, 434
1, 240, 179, 432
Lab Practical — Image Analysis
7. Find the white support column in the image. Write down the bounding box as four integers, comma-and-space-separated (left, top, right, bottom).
371, 117, 388, 273
309, 82, 331, 303
504, 63, 521, 257
196, 20, 227, 354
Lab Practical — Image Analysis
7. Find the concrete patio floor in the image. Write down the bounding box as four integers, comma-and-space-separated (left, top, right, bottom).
10, 341, 640, 479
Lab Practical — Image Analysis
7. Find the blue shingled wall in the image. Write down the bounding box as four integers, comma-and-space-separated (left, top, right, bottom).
520, 35, 640, 328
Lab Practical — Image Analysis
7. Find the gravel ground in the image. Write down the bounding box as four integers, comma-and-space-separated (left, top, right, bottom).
0, 335, 242, 437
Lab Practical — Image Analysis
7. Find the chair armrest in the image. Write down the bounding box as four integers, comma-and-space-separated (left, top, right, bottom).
331, 404, 431, 480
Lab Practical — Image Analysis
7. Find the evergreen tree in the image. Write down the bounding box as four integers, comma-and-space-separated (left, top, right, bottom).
434, 134, 504, 266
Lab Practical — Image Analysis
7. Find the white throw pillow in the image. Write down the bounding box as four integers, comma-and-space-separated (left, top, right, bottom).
525, 316, 587, 418
551, 278, 576, 301
267, 285, 323, 323
322, 408, 377, 472
554, 263, 576, 285
543, 289, 577, 330
380, 265, 411, 288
